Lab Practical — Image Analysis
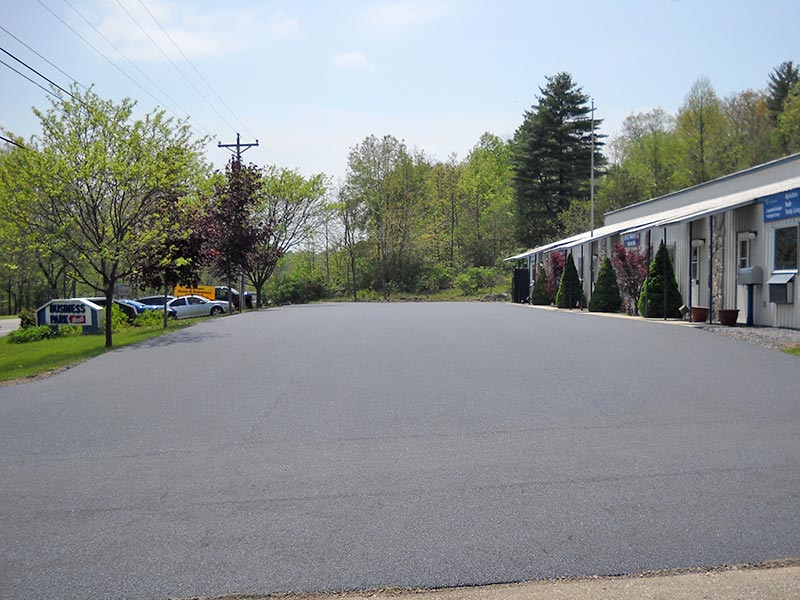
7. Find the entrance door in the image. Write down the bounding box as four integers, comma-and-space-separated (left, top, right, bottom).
690, 243, 702, 306
736, 235, 752, 324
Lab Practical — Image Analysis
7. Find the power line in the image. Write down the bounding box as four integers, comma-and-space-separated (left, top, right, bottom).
114, 0, 238, 135
135, 0, 253, 139
135, 0, 284, 167
0, 23, 86, 91
0, 134, 27, 150
0, 44, 75, 99
0, 57, 63, 100
35, 0, 213, 139
60, 0, 201, 128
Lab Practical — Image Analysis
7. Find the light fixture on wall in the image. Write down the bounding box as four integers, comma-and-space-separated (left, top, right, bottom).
740, 230, 758, 240
691, 238, 706, 247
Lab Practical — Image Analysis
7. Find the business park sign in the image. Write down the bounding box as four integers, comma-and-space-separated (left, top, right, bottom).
36, 298, 102, 331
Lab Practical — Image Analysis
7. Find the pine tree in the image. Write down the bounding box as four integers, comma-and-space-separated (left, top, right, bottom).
530, 264, 551, 305
588, 257, 622, 313
766, 61, 800, 123
511, 72, 604, 248
555, 253, 584, 309
638, 241, 683, 318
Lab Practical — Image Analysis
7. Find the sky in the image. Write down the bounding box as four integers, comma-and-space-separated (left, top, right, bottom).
2, 0, 800, 181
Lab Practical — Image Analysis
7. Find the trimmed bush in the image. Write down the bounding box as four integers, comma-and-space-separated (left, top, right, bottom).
589, 257, 622, 313
18, 308, 36, 329
8, 325, 57, 344
134, 310, 165, 327
638, 241, 683, 318
530, 265, 552, 305
556, 253, 585, 309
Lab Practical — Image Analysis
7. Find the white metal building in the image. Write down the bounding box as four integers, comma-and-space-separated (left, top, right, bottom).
508, 152, 800, 329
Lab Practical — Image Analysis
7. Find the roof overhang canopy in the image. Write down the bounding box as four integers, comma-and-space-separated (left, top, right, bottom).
504, 176, 800, 261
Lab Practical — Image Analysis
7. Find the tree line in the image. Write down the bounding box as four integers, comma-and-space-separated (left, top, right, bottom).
2, 61, 799, 330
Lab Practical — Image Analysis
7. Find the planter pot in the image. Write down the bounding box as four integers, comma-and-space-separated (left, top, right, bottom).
717, 308, 739, 327
691, 306, 709, 323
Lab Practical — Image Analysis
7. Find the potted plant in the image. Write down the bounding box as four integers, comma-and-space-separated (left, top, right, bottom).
691, 306, 710, 322
717, 308, 739, 326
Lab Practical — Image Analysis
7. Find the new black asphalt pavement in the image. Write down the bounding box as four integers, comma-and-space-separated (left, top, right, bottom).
1, 302, 799, 599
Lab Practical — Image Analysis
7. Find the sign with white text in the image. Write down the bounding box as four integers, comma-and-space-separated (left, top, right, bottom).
763, 187, 800, 222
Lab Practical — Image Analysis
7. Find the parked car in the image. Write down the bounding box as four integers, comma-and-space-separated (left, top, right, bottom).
214, 286, 256, 309
118, 298, 177, 319
166, 295, 229, 319
136, 295, 175, 306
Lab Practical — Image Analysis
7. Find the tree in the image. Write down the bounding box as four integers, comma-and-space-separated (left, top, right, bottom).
1, 86, 205, 346
766, 60, 800, 123
458, 133, 514, 266
777, 82, 800, 154
638, 241, 683, 318
244, 167, 327, 307
546, 251, 565, 302
555, 252, 584, 309
529, 264, 551, 305
723, 89, 778, 168
675, 77, 736, 186
131, 193, 213, 327
588, 257, 622, 313
209, 159, 263, 311
611, 243, 649, 315
511, 72, 603, 248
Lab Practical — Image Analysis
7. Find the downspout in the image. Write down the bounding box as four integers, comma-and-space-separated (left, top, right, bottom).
688, 221, 693, 310
580, 244, 585, 310
663, 227, 668, 320
708, 215, 714, 323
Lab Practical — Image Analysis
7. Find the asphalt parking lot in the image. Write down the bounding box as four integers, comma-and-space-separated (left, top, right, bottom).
1, 302, 798, 599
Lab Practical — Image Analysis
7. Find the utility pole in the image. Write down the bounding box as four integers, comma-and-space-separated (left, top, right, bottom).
218, 133, 259, 314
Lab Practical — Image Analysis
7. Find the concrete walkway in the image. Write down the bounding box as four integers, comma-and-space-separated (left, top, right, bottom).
190, 562, 800, 600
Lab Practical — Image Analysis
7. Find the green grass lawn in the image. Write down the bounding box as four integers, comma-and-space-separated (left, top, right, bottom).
0, 321, 196, 383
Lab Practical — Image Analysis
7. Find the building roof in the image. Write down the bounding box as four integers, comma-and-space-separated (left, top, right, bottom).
505, 175, 800, 262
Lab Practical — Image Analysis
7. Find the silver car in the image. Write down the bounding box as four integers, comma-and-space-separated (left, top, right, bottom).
167, 295, 229, 319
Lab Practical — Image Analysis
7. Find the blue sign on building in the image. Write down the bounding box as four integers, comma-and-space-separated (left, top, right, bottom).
622, 233, 640, 248
762, 187, 800, 222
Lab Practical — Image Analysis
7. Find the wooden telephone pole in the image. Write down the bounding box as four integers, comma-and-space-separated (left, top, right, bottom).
218, 133, 259, 313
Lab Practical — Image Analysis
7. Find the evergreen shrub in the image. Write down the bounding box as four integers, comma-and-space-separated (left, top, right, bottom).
589, 257, 622, 313
18, 308, 36, 329
556, 253, 585, 309
638, 241, 683, 318
530, 265, 552, 305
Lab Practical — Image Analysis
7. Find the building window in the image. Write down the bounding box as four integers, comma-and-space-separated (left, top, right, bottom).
691, 245, 700, 281
738, 238, 751, 270
774, 226, 798, 271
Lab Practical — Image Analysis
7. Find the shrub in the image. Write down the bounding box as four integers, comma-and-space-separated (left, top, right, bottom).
110, 304, 131, 332
271, 270, 328, 304
530, 265, 552, 305
546, 252, 566, 301
134, 310, 164, 328
8, 325, 57, 344
556, 253, 585, 309
589, 257, 622, 313
638, 241, 683, 318
18, 308, 36, 329
59, 325, 83, 337
611, 243, 648, 315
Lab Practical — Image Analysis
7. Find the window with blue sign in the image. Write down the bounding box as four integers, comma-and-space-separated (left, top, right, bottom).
774, 226, 798, 271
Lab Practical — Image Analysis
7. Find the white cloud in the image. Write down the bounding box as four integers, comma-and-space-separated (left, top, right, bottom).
93, 0, 299, 62
268, 11, 301, 39
366, 1, 449, 29
330, 52, 375, 73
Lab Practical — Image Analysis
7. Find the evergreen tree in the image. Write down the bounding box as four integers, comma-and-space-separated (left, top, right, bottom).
588, 257, 622, 313
638, 241, 683, 318
555, 252, 584, 309
530, 264, 551, 305
766, 61, 800, 123
511, 72, 604, 248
